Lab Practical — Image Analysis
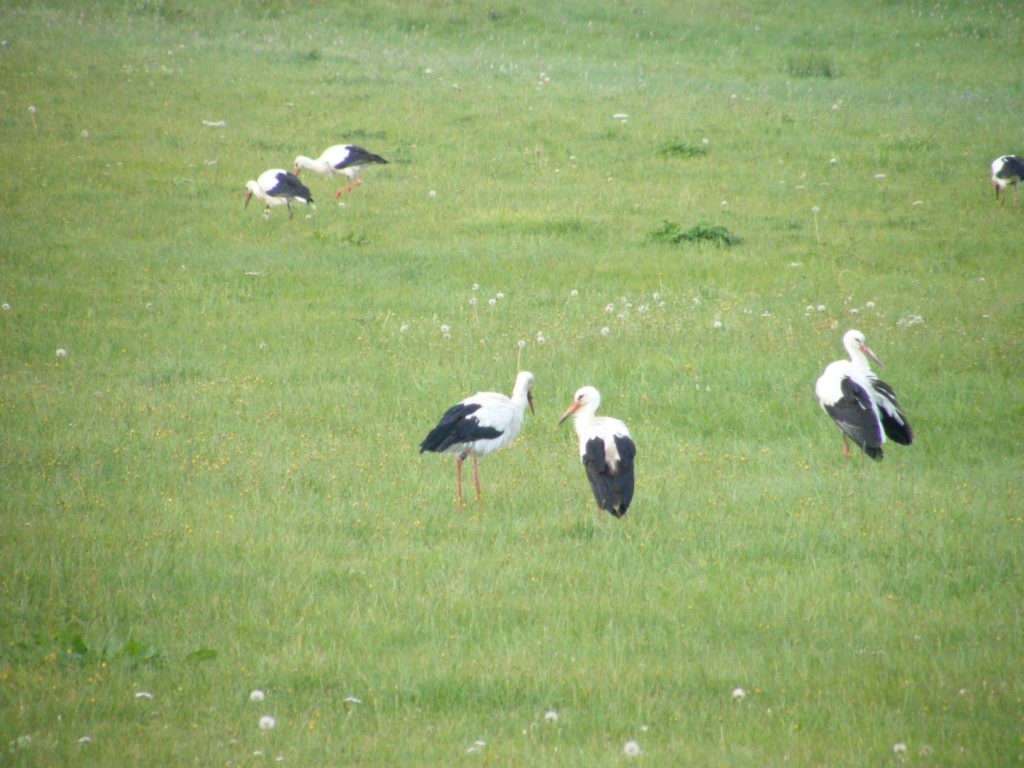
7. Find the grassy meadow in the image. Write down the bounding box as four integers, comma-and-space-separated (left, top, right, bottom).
2, 1, 1023, 764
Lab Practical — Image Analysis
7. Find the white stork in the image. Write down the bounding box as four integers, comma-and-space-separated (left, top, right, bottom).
244, 169, 313, 220
815, 329, 913, 460
419, 371, 535, 505
293, 145, 388, 199
991, 155, 1024, 208
559, 386, 636, 518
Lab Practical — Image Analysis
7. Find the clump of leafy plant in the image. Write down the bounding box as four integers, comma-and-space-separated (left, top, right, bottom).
658, 141, 708, 159
649, 221, 742, 247
787, 54, 839, 78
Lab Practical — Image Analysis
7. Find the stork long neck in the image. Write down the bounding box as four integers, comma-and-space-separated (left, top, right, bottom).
846, 343, 872, 372
298, 156, 329, 175
572, 403, 600, 433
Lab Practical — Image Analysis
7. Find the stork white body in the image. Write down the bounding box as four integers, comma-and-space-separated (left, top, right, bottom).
419, 371, 535, 505
559, 386, 636, 517
244, 169, 313, 220
815, 329, 913, 460
991, 155, 1024, 208
293, 144, 388, 198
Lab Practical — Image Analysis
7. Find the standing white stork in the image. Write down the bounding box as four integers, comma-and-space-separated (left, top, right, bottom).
815, 329, 913, 461
244, 169, 313, 220
419, 371, 535, 505
991, 155, 1024, 208
559, 386, 636, 518
293, 145, 388, 199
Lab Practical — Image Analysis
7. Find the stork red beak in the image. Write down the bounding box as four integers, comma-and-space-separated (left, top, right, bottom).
293, 166, 302, 176
860, 342, 883, 369
527, 392, 535, 416
244, 190, 252, 208
558, 400, 581, 425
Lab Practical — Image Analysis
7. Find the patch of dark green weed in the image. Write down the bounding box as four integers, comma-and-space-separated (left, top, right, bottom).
649, 221, 742, 247
787, 54, 839, 78
658, 141, 708, 159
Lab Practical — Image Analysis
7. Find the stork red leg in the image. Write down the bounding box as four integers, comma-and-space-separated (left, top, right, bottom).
472, 456, 483, 501
455, 454, 466, 506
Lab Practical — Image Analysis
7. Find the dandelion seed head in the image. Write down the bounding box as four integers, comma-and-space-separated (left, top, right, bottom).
600, 327, 610, 337
56, 348, 68, 359
2, 303, 10, 311
732, 687, 746, 701
495, 292, 505, 300
713, 321, 723, 329
28, 105, 36, 115
812, 206, 820, 214
544, 710, 559, 723
604, 303, 615, 313
250, 690, 266, 703
817, 305, 827, 313
443, 333, 452, 341
259, 715, 276, 730
440, 324, 450, 334
624, 740, 642, 757
471, 283, 479, 292
488, 298, 497, 306
400, 323, 409, 333
892, 742, 907, 758
429, 190, 437, 198
570, 289, 579, 298
865, 301, 875, 309
469, 297, 477, 306
517, 339, 526, 350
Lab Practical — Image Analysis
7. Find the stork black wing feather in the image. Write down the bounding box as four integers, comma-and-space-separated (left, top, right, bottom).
582, 435, 636, 518
334, 146, 389, 170
825, 377, 884, 460
419, 403, 503, 454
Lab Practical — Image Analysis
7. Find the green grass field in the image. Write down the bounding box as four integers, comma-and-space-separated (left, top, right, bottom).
2, 1, 1022, 765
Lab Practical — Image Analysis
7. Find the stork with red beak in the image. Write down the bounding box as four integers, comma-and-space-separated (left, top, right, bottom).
991, 155, 1024, 209
420, 371, 535, 505
559, 386, 636, 517
244, 169, 313, 220
293, 145, 388, 199
815, 329, 913, 460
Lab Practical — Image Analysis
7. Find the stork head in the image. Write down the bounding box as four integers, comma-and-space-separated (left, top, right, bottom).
513, 371, 536, 415
843, 329, 883, 369
559, 385, 600, 424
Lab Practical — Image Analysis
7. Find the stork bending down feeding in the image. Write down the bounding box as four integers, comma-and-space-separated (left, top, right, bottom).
559, 386, 636, 517
815, 329, 913, 460
293, 145, 388, 199
244, 169, 313, 220
419, 371, 535, 505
